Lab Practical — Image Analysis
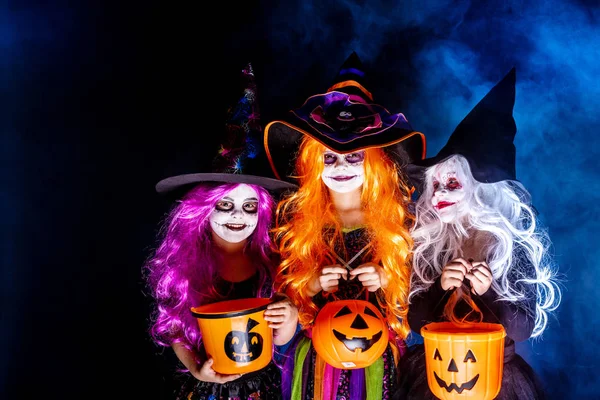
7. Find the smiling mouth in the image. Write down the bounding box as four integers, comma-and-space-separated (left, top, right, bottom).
435, 201, 455, 210
224, 223, 247, 231
330, 175, 356, 181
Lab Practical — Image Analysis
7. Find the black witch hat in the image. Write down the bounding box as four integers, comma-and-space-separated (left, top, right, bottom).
408, 68, 517, 192
264, 51, 426, 183
156, 63, 297, 195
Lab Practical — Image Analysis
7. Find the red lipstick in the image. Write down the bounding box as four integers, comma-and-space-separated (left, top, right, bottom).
435, 201, 455, 210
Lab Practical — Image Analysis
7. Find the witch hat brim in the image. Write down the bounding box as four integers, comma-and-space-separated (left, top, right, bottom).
263, 51, 426, 183
156, 173, 297, 194
409, 67, 517, 191
264, 119, 425, 182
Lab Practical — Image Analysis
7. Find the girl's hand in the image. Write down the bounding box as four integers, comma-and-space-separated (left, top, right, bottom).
465, 261, 492, 295
349, 263, 388, 292
440, 258, 472, 291
307, 264, 348, 296
265, 294, 299, 345
192, 358, 242, 383
264, 296, 298, 330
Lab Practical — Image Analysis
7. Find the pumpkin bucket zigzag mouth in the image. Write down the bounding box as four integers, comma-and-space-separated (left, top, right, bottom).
434, 371, 480, 394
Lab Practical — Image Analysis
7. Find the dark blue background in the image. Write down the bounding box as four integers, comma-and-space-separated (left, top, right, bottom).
2, 1, 598, 399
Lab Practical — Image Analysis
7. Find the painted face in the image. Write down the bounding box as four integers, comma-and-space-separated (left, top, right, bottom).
321, 150, 365, 193
209, 184, 259, 243
431, 164, 467, 223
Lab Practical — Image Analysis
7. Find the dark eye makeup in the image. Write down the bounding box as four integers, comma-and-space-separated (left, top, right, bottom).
215, 200, 258, 214
323, 151, 365, 165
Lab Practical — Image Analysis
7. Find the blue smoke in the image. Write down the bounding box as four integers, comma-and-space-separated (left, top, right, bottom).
3, 0, 599, 398
251, 0, 599, 397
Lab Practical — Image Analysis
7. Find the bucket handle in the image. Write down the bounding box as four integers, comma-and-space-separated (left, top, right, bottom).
432, 263, 502, 326
329, 242, 372, 302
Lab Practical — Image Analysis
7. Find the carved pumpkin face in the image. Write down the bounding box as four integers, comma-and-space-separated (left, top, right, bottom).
224, 317, 263, 362
312, 299, 388, 369
422, 322, 506, 400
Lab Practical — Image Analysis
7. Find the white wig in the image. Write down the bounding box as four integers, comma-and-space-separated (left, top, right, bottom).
410, 154, 561, 338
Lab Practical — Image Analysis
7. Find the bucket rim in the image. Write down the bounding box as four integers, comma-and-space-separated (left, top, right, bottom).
190, 297, 274, 319
421, 321, 506, 337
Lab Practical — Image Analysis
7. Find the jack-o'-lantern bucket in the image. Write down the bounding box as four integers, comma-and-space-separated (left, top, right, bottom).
421, 322, 506, 400
191, 297, 274, 374
312, 299, 388, 369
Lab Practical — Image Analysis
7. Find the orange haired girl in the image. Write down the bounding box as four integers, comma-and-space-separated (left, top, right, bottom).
273, 136, 414, 399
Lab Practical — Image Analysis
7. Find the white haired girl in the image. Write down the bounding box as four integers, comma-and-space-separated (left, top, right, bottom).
395, 69, 561, 400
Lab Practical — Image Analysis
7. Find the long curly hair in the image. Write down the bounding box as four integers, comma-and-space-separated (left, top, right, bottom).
273, 136, 415, 339
144, 182, 276, 358
410, 155, 561, 338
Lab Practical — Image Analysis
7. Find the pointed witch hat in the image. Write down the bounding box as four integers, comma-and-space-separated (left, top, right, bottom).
263, 51, 426, 183
407, 67, 518, 192
156, 63, 297, 195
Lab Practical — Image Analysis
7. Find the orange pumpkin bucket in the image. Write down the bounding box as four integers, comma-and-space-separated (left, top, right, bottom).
421, 322, 506, 400
191, 297, 274, 375
312, 299, 388, 369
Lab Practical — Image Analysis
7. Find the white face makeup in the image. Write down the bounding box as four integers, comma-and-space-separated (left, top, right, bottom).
209, 184, 259, 243
430, 163, 468, 223
320, 150, 365, 193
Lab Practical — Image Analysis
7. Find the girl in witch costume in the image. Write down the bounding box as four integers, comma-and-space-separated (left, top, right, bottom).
263, 52, 426, 400
394, 69, 562, 400
144, 64, 299, 400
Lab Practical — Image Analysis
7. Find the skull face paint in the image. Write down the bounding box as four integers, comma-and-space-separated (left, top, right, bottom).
431, 162, 468, 223
321, 150, 365, 193
209, 184, 259, 243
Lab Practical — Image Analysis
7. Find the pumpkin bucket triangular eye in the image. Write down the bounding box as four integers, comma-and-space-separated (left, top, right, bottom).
364, 306, 379, 318
246, 317, 260, 331
463, 349, 477, 363
334, 305, 353, 318
434, 348, 443, 361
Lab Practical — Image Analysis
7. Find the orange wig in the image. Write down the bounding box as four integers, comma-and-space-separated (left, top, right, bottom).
274, 136, 415, 339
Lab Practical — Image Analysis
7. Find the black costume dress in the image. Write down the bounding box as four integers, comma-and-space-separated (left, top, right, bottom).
280, 227, 404, 400
175, 273, 283, 400
394, 255, 546, 400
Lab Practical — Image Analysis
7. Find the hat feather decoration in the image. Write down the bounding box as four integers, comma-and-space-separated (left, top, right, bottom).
214, 63, 260, 173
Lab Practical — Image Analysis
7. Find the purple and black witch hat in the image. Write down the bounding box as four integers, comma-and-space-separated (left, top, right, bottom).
263, 52, 426, 183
